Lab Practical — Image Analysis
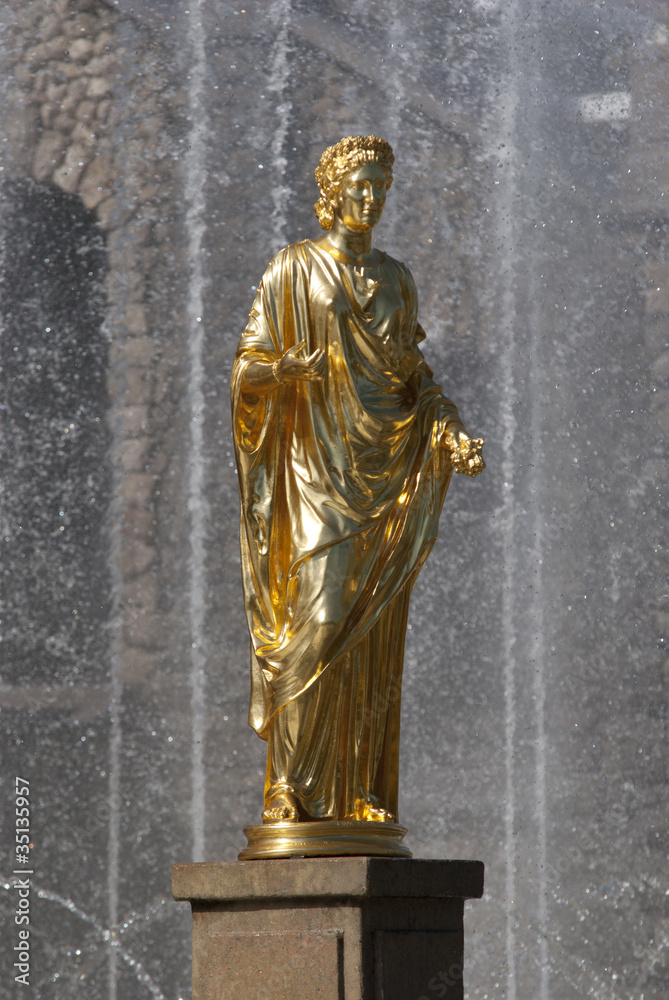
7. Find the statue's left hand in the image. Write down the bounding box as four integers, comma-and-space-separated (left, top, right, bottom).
443, 426, 485, 477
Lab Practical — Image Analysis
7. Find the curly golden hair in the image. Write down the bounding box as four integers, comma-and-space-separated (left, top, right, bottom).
314, 135, 394, 230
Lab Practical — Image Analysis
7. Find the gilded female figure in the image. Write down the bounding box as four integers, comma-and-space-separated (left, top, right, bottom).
232, 136, 483, 832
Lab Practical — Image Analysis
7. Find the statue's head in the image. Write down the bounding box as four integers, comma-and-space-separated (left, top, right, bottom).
314, 135, 394, 230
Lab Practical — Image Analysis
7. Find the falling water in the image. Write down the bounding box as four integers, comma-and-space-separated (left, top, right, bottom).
490, 4, 551, 992
267, 0, 293, 248
185, 1, 209, 865
489, 2, 523, 992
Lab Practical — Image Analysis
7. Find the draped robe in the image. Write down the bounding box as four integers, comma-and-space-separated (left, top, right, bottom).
232, 240, 461, 819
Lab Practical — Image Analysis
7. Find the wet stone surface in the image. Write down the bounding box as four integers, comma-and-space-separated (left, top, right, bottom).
0, 1, 668, 999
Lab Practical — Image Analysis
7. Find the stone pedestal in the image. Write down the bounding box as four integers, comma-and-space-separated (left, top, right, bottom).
172, 857, 484, 1000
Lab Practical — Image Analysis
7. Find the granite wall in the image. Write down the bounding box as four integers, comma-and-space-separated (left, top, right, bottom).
1, 1, 667, 999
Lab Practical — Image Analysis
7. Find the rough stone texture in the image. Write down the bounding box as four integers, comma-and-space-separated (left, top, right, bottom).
0, 1, 668, 999
172, 858, 485, 902
174, 859, 483, 1000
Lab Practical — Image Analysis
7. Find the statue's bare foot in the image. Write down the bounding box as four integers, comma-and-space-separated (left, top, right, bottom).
346, 798, 395, 823
262, 789, 299, 823
363, 804, 393, 822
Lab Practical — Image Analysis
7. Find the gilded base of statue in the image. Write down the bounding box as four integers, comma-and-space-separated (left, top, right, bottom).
239, 819, 412, 860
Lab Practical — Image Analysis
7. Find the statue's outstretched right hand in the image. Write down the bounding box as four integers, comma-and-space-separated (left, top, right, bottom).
276, 341, 325, 382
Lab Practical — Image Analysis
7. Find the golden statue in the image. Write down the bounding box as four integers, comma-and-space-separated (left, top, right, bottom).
232, 136, 484, 859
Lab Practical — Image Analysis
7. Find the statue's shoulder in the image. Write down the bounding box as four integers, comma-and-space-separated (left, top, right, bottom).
263, 240, 315, 275
380, 250, 410, 270
380, 252, 417, 289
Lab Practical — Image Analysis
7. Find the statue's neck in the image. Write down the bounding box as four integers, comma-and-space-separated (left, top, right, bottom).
325, 219, 373, 262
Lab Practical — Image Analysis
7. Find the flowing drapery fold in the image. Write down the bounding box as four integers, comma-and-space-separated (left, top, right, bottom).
232, 240, 461, 744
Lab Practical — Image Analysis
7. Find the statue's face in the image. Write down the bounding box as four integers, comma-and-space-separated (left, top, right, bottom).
334, 162, 389, 233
